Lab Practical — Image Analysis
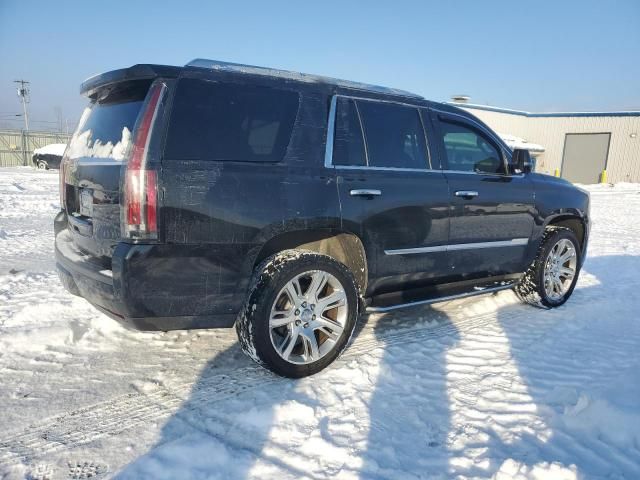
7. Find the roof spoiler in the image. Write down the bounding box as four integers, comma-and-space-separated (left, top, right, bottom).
80, 64, 181, 97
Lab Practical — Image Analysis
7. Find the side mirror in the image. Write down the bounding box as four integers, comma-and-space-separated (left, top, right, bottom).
512, 148, 533, 174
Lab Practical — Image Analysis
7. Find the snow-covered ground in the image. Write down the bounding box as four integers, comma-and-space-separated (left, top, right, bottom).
0, 167, 639, 480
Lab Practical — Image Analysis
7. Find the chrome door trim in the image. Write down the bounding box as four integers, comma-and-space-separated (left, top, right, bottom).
385, 245, 447, 255
441, 169, 525, 178
447, 238, 528, 251
384, 238, 529, 255
323, 95, 338, 169
335, 165, 440, 173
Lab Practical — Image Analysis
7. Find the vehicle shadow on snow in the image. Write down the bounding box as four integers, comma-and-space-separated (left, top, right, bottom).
483, 255, 640, 478
361, 307, 461, 478
116, 255, 638, 479
116, 342, 284, 479
116, 304, 461, 478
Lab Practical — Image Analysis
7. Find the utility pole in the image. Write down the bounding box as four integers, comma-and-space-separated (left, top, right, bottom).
14, 79, 30, 131
15, 80, 30, 166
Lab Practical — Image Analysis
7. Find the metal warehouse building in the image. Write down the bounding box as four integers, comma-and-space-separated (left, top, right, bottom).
455, 102, 640, 184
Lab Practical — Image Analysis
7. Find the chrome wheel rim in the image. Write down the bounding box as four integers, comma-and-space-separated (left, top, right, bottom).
269, 270, 348, 365
543, 238, 577, 301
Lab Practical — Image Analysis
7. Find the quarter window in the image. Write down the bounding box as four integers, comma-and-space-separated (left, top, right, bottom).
356, 100, 428, 169
164, 78, 299, 162
333, 98, 366, 167
439, 119, 504, 174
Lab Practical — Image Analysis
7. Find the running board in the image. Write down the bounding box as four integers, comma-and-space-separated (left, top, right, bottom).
365, 283, 515, 313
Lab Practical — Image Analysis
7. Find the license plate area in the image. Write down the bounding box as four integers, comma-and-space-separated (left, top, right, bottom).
79, 189, 93, 217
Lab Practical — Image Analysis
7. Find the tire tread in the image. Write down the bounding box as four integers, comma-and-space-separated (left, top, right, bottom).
235, 249, 359, 378
515, 227, 580, 308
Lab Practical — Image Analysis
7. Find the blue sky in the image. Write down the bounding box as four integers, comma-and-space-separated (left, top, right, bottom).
1, 0, 638, 130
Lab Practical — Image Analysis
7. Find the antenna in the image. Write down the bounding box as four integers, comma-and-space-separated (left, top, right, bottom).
14, 79, 30, 131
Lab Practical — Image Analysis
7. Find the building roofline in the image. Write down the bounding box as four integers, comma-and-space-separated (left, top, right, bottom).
448, 102, 640, 118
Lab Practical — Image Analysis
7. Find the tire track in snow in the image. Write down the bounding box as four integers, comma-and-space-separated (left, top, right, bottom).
5, 286, 638, 473
0, 303, 514, 465
443, 304, 640, 476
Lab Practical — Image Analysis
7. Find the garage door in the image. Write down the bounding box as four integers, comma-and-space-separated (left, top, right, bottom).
561, 133, 611, 184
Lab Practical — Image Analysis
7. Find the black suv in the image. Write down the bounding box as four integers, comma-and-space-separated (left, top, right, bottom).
55, 60, 590, 377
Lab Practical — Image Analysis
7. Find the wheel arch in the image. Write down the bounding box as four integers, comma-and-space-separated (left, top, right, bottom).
543, 214, 587, 251
252, 229, 368, 294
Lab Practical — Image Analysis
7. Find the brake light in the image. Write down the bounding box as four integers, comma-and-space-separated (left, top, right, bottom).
122, 82, 166, 239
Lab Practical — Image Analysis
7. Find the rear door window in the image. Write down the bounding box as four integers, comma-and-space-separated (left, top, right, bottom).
332, 97, 366, 167
164, 78, 300, 162
356, 100, 429, 169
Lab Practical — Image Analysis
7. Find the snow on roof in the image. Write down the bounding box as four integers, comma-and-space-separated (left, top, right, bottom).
498, 133, 545, 154
33, 143, 67, 156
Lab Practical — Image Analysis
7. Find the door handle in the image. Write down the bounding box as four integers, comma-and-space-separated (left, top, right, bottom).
454, 190, 479, 198
350, 189, 382, 197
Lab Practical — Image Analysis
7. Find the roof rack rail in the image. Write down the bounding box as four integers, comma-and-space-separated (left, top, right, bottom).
186, 59, 422, 99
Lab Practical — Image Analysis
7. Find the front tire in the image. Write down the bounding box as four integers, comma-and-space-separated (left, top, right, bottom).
36, 160, 48, 170
515, 227, 581, 308
236, 250, 359, 378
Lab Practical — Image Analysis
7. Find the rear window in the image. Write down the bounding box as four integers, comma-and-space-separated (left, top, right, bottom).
164, 78, 300, 162
67, 81, 149, 161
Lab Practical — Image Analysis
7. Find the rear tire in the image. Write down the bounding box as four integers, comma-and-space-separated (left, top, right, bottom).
515, 227, 581, 308
235, 250, 359, 378
36, 160, 48, 170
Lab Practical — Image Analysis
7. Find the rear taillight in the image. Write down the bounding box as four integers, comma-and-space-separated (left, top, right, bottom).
122, 82, 166, 240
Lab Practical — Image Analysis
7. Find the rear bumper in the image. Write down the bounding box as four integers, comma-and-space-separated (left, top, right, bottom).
55, 214, 239, 330
56, 234, 129, 323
